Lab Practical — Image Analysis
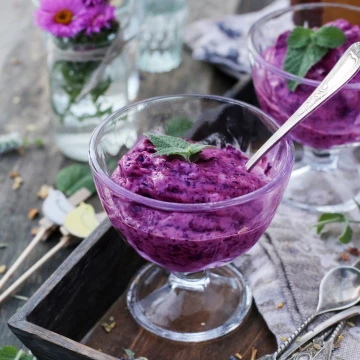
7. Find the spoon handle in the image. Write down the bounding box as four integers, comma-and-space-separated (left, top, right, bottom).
246, 42, 360, 172
274, 313, 318, 357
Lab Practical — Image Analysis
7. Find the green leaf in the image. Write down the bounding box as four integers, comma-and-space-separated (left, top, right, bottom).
0, 346, 18, 360
124, 349, 135, 359
340, 220, 353, 244
0, 346, 35, 360
314, 213, 345, 234
285, 43, 328, 91
90, 77, 112, 103
314, 26, 346, 49
165, 116, 193, 137
284, 25, 346, 91
56, 164, 95, 197
55, 160, 118, 197
144, 133, 214, 162
65, 172, 96, 197
33, 138, 45, 148
287, 27, 314, 49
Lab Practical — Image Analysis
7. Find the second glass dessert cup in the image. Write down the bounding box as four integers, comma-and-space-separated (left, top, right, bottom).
248, 3, 360, 213
89, 95, 294, 342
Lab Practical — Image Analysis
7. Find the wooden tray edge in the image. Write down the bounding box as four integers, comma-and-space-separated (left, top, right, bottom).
8, 220, 119, 360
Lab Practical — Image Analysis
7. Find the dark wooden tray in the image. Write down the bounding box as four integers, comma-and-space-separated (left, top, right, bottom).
9, 219, 276, 360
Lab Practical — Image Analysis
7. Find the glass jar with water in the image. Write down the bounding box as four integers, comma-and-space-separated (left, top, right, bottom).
48, 22, 137, 162
138, 0, 188, 73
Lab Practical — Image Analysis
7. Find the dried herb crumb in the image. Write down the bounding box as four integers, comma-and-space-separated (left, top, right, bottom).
334, 334, 344, 348
101, 322, 112, 333
37, 185, 50, 199
347, 247, 360, 256
11, 58, 22, 65
340, 253, 350, 261
12, 176, 23, 190
9, 170, 19, 178
28, 208, 39, 220
0, 265, 7, 274
109, 321, 116, 329
13, 96, 21, 105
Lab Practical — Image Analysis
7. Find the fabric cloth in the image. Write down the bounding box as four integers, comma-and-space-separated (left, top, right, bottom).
184, 0, 289, 78
235, 204, 360, 359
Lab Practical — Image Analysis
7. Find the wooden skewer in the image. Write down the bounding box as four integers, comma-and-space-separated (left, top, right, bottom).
0, 218, 54, 292
0, 234, 73, 305
0, 188, 91, 291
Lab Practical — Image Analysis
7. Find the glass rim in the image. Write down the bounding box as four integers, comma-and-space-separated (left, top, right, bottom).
247, 2, 360, 90
89, 94, 294, 211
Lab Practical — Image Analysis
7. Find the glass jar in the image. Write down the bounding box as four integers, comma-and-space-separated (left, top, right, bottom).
48, 32, 134, 162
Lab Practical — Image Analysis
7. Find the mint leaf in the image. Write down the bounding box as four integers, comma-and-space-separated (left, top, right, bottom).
285, 43, 328, 91
287, 27, 313, 49
313, 213, 345, 234
314, 26, 346, 49
145, 133, 214, 162
284, 25, 346, 91
340, 223, 353, 244
56, 160, 117, 197
165, 116, 193, 137
56, 164, 96, 197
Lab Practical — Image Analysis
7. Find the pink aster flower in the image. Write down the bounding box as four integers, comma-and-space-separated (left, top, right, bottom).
83, 0, 109, 7
84, 5, 116, 35
35, 0, 87, 38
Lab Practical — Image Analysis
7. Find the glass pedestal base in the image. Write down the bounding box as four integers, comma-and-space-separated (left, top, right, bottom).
127, 263, 252, 342
284, 147, 360, 213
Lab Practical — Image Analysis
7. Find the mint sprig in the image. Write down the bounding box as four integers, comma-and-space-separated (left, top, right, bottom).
284, 25, 346, 91
312, 200, 360, 244
145, 133, 214, 162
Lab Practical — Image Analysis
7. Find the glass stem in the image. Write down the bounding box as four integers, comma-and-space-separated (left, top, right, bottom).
169, 271, 210, 291
303, 146, 340, 172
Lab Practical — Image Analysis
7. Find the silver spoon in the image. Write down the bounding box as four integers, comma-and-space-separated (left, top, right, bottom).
289, 320, 344, 360
281, 305, 360, 359
258, 266, 360, 360
246, 42, 360, 172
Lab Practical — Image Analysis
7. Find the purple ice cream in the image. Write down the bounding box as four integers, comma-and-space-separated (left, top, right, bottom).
95, 136, 288, 273
252, 19, 360, 149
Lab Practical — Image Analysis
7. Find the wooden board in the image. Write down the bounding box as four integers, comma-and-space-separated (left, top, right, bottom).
9, 221, 276, 360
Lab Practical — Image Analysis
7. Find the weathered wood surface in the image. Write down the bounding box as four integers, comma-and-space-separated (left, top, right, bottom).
1, 0, 275, 351
9, 221, 276, 360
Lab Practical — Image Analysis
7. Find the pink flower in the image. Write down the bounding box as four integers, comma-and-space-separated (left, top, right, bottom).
83, 5, 116, 35
35, 0, 87, 38
83, 0, 109, 7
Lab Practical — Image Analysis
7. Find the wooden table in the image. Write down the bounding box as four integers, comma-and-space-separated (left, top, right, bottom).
0, 0, 276, 355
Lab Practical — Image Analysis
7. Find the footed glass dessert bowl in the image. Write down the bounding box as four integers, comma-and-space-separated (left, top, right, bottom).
248, 3, 360, 213
89, 95, 294, 342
